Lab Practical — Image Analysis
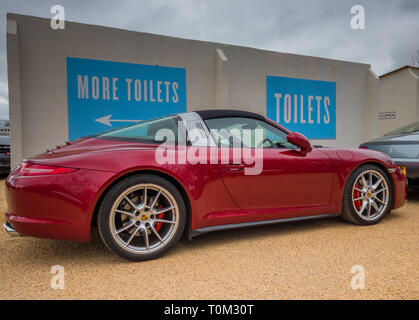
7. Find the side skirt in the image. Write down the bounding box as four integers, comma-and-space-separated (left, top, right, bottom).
190, 213, 339, 237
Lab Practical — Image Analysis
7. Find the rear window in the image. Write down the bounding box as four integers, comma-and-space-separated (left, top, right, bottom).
97, 115, 179, 143
384, 122, 419, 136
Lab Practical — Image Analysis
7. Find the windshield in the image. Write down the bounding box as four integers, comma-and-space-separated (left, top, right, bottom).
97, 115, 179, 143
384, 122, 419, 136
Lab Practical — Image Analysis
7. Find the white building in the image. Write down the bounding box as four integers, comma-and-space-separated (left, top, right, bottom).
0, 120, 10, 137
7, 13, 380, 169
378, 66, 419, 136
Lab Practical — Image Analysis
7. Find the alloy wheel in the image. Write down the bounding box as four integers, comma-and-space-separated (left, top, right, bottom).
352, 170, 390, 221
109, 184, 179, 254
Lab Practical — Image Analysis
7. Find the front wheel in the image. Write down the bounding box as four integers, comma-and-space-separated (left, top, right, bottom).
341, 164, 393, 225
98, 174, 186, 261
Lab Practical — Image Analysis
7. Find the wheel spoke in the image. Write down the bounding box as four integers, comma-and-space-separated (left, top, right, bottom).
371, 201, 380, 214
353, 196, 366, 201
372, 178, 382, 190
153, 205, 176, 214
143, 187, 148, 206
153, 218, 176, 225
354, 187, 364, 193
374, 196, 386, 205
115, 221, 135, 235
115, 209, 136, 217
366, 201, 371, 217
361, 175, 368, 190
373, 187, 387, 196
369, 172, 372, 187
125, 225, 141, 247
150, 190, 162, 209
142, 227, 150, 250
149, 224, 164, 243
357, 199, 367, 215
123, 195, 138, 210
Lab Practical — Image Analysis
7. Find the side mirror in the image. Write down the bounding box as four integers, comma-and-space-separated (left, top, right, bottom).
287, 132, 312, 154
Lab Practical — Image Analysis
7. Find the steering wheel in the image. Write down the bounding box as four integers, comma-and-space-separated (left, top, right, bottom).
257, 138, 274, 148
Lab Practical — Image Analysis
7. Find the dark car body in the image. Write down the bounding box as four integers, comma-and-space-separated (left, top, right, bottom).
0, 137, 10, 173
360, 122, 419, 184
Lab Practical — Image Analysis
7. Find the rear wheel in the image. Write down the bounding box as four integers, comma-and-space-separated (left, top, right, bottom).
98, 174, 186, 261
341, 164, 393, 225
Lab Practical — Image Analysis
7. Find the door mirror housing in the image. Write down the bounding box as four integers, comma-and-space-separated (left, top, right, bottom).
287, 132, 312, 154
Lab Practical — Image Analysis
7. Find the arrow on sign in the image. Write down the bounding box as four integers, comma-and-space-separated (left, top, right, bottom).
95, 114, 143, 127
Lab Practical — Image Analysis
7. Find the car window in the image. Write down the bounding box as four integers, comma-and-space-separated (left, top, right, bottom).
385, 122, 419, 136
204, 117, 296, 149
98, 115, 179, 143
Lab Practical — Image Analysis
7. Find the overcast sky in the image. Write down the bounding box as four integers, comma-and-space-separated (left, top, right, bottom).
1, 0, 419, 120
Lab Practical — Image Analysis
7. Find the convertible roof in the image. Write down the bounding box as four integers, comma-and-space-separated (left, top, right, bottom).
195, 109, 266, 121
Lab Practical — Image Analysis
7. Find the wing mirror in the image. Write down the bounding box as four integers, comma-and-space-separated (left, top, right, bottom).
287, 132, 312, 154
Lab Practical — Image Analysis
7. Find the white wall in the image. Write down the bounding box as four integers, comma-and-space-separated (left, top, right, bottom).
7, 13, 379, 169
378, 68, 419, 135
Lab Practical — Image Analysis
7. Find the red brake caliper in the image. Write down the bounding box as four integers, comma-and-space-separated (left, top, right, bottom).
155, 204, 165, 231
353, 182, 362, 210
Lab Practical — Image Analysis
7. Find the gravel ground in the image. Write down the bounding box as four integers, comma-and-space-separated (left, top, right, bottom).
0, 177, 418, 300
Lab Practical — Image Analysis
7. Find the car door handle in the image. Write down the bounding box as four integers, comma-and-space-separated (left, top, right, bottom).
222, 164, 245, 172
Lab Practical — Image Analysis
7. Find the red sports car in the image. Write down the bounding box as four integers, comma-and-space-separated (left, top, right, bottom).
4, 110, 407, 261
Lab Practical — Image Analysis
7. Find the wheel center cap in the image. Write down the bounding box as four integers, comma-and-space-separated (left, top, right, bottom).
367, 192, 372, 198
140, 214, 149, 221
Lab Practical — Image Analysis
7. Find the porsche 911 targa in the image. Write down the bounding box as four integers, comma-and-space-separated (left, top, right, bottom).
4, 110, 407, 261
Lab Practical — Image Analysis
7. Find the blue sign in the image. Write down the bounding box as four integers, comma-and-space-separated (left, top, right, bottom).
266, 76, 336, 139
66, 57, 186, 140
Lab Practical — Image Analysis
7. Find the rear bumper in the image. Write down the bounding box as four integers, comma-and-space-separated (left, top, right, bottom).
2, 221, 21, 236
5, 168, 115, 242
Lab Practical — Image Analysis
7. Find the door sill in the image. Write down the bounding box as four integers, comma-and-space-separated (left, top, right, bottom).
191, 213, 339, 237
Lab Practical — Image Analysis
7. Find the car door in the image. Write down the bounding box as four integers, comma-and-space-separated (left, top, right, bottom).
204, 117, 333, 211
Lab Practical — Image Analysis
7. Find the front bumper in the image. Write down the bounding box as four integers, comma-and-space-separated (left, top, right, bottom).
388, 165, 408, 210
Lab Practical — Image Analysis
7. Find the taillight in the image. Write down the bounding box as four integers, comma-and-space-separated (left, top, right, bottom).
359, 146, 368, 149
18, 163, 78, 176
5, 151, 10, 156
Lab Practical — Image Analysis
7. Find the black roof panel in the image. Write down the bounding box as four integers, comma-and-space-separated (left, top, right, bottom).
196, 109, 266, 121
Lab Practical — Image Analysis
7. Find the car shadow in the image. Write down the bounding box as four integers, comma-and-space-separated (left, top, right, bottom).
176, 208, 408, 254
12, 230, 124, 265
176, 216, 347, 253
407, 189, 419, 202
12, 198, 410, 264
0, 173, 9, 179
16, 217, 347, 264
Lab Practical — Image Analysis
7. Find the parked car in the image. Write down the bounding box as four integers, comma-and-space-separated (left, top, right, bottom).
0, 136, 10, 174
359, 122, 419, 187
4, 110, 407, 261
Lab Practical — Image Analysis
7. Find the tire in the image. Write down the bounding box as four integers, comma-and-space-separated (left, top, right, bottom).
341, 164, 393, 225
98, 174, 186, 261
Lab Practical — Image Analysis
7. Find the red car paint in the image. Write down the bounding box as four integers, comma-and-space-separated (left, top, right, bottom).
5, 121, 407, 242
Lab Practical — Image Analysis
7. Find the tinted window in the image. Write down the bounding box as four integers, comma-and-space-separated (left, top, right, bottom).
385, 122, 419, 136
98, 116, 179, 143
204, 117, 295, 149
